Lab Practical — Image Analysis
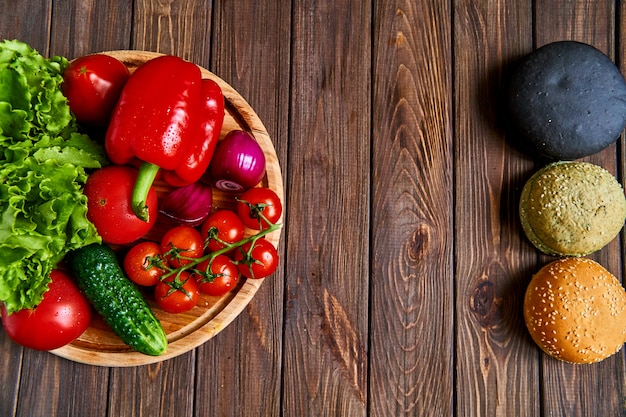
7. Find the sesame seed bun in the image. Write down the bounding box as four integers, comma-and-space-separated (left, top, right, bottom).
523, 257, 626, 364
519, 161, 626, 256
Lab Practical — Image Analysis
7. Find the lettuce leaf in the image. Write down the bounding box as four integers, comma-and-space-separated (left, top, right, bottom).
0, 40, 105, 313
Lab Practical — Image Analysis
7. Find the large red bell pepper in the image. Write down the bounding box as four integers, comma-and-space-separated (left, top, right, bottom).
105, 55, 224, 221
161, 79, 224, 187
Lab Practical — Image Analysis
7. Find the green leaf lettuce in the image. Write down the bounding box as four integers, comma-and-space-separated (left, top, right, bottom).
0, 40, 105, 313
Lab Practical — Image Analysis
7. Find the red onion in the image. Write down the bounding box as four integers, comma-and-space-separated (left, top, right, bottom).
208, 130, 266, 192
159, 182, 212, 227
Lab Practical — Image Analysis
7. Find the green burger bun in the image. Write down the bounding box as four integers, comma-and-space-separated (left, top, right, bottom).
519, 161, 626, 256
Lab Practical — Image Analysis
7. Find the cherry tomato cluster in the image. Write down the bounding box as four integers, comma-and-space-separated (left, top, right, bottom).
122, 187, 282, 314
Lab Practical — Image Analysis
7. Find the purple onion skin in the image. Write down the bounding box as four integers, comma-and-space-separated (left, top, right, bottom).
159, 182, 212, 227
208, 130, 266, 192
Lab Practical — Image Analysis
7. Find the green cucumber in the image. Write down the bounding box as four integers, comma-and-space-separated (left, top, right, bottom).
66, 243, 167, 356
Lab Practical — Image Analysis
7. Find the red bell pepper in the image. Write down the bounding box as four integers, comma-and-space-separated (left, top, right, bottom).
161, 79, 224, 187
105, 55, 224, 221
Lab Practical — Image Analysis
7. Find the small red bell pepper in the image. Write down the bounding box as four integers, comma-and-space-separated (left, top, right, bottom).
105, 55, 224, 221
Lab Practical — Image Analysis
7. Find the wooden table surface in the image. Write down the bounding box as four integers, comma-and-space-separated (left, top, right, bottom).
1, 1, 625, 416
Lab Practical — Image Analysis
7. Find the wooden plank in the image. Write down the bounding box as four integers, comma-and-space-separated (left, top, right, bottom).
534, 0, 621, 272
620, 29, 626, 414
49, 0, 133, 58
108, 353, 196, 417
14, 351, 109, 416
369, 1, 454, 415
281, 1, 371, 415
132, 0, 213, 63
193, 2, 291, 416
0, 332, 22, 417
533, 1, 626, 416
3, 1, 625, 416
7, 4, 135, 417
0, 2, 134, 415
453, 0, 540, 415
0, 3, 53, 417
0, 0, 51, 54
14, 352, 69, 416
619, 0, 626, 274
98, 3, 211, 416
65, 362, 111, 413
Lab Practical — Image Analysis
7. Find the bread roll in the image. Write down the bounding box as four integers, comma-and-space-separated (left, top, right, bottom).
524, 257, 626, 364
507, 41, 626, 160
519, 161, 626, 256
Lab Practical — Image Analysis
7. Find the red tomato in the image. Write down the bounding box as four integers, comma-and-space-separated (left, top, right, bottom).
154, 272, 200, 313
160, 226, 204, 268
84, 165, 158, 244
62, 54, 130, 126
1, 270, 92, 350
234, 237, 279, 279
236, 187, 283, 230
200, 210, 245, 252
123, 241, 166, 286
195, 255, 239, 296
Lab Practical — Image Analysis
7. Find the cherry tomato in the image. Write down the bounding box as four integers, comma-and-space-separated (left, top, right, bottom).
236, 187, 282, 230
160, 225, 204, 268
195, 255, 239, 296
84, 165, 158, 244
123, 241, 166, 286
1, 270, 92, 350
234, 237, 279, 279
62, 54, 130, 126
200, 209, 245, 252
154, 272, 200, 313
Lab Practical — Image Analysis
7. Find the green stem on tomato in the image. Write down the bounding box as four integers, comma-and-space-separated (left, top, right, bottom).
161, 221, 282, 280
132, 162, 161, 222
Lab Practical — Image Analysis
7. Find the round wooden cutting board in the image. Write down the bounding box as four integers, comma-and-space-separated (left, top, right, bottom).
50, 51, 284, 367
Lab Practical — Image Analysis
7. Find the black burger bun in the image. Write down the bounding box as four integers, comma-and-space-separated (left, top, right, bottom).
507, 41, 626, 160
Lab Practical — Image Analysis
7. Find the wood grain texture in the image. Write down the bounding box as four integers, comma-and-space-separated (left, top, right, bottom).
533, 2, 626, 416
49, 0, 133, 58
196, 2, 291, 417
0, 0, 51, 54
0, 334, 21, 417
0, 3, 52, 415
2, 1, 626, 416
282, 1, 371, 415
100, 4, 209, 414
453, 0, 540, 415
370, 1, 453, 416
132, 0, 212, 62
620, 0, 626, 292
13, 351, 109, 416
108, 355, 197, 417
621, 27, 626, 408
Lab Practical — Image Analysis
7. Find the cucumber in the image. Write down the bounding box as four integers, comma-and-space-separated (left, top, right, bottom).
66, 243, 167, 356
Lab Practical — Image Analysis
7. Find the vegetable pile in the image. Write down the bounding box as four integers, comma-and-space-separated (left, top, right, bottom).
0, 40, 105, 314
0, 40, 282, 357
